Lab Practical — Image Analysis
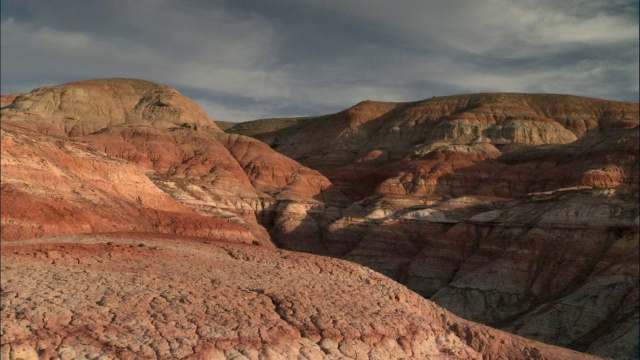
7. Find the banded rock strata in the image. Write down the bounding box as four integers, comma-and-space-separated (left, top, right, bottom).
2, 78, 638, 359
228, 94, 640, 359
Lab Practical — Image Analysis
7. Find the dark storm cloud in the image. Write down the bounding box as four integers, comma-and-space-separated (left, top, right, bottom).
1, 0, 638, 122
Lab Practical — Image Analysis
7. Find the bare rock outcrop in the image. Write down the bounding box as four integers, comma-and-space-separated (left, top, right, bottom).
0, 125, 265, 245
1, 233, 602, 360
264, 187, 639, 359
228, 94, 639, 164
228, 93, 639, 359
1, 78, 220, 136
3, 80, 637, 359
228, 93, 639, 199
1, 79, 334, 244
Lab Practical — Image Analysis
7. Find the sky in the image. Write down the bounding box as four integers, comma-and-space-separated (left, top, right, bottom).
1, 0, 639, 122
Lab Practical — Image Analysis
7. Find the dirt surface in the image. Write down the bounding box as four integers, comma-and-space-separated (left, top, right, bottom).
1, 233, 603, 360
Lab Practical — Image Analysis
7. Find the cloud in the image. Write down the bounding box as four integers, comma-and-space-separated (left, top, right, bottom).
1, 1, 287, 99
287, 0, 638, 57
280, 0, 639, 105
170, 63, 291, 100
1, 0, 638, 122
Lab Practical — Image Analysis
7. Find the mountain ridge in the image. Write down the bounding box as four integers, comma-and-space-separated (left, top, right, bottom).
1, 78, 638, 359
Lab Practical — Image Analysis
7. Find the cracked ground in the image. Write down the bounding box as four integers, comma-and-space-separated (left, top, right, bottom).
1, 233, 600, 359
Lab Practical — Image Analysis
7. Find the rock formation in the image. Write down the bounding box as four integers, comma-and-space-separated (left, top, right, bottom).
0, 125, 264, 245
1, 79, 333, 246
1, 78, 219, 136
227, 94, 639, 198
2, 79, 637, 359
228, 93, 640, 359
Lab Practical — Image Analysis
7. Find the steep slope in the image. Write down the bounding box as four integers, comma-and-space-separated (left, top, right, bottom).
228, 93, 640, 359
0, 125, 264, 244
1, 79, 334, 244
264, 187, 639, 357
1, 233, 602, 360
228, 94, 639, 198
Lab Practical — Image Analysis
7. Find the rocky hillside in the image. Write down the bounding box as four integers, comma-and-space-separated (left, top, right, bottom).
1, 79, 637, 359
1, 79, 337, 246
227, 94, 639, 198
228, 93, 640, 359
265, 189, 638, 356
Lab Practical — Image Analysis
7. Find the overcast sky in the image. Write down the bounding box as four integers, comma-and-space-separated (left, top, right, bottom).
1, 0, 638, 122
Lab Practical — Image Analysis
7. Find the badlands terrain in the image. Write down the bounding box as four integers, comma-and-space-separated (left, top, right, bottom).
1, 78, 638, 359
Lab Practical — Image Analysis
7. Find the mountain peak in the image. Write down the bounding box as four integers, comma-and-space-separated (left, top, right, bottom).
1, 78, 220, 136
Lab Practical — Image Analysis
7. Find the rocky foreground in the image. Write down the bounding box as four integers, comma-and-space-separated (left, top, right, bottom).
1, 233, 601, 360
1, 78, 638, 359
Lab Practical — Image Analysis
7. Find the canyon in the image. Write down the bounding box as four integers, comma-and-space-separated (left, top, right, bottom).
1, 78, 638, 359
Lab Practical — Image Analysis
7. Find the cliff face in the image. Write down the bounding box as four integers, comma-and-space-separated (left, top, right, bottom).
2, 79, 638, 359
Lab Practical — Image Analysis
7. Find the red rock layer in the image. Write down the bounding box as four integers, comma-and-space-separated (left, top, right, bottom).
227, 93, 639, 358
0, 125, 265, 245
1, 78, 334, 244
228, 93, 639, 199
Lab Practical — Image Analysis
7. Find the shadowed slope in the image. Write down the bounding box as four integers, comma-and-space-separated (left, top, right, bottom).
227, 93, 640, 359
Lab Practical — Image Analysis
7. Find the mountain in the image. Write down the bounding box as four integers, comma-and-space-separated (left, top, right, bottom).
227, 93, 640, 359
1, 79, 336, 246
226, 94, 638, 198
1, 78, 637, 359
